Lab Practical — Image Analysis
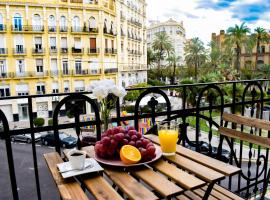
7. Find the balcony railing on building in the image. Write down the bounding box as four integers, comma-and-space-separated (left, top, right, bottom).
87, 48, 100, 54
49, 47, 58, 54
105, 68, 118, 74
71, 48, 84, 54
60, 26, 68, 32
0, 72, 14, 79
48, 26, 57, 32
0, 48, 8, 55
105, 48, 112, 54
14, 71, 49, 78
13, 48, 26, 55
32, 48, 45, 55
104, 28, 117, 36
11, 25, 44, 32
60, 48, 68, 54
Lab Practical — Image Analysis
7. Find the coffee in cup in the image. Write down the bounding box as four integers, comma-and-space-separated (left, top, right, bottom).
67, 150, 86, 170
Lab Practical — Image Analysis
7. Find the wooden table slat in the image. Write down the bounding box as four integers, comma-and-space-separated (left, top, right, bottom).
201, 186, 232, 200
193, 189, 219, 200
83, 175, 123, 200
213, 185, 244, 200
44, 152, 89, 200
181, 191, 202, 200
165, 154, 224, 182
151, 160, 205, 190
82, 146, 158, 200
131, 167, 184, 197
145, 134, 240, 176
63, 149, 123, 200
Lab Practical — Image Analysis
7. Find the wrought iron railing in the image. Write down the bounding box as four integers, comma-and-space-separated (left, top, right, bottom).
1, 79, 270, 199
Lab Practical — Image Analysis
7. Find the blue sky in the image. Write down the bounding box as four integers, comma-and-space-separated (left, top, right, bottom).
146, 0, 270, 44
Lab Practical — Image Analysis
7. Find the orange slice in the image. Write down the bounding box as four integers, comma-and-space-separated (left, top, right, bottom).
120, 145, 141, 164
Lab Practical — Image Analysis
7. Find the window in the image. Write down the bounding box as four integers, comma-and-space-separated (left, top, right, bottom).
75, 60, 82, 74
36, 59, 43, 73
261, 46, 265, 53
34, 37, 42, 50
17, 60, 25, 75
111, 40, 114, 50
51, 59, 58, 75
64, 81, 69, 92
50, 37, 56, 49
74, 37, 81, 49
48, 15, 56, 31
32, 14, 42, 31
89, 17, 97, 29
62, 60, 68, 75
61, 37, 67, 49
0, 14, 3, 31
16, 84, 29, 96
0, 60, 6, 76
105, 39, 108, 49
0, 86, 10, 97
90, 38, 96, 50
60, 16, 67, 31
13, 13, 22, 31
72, 16, 80, 32
104, 19, 108, 33
36, 83, 45, 94
52, 82, 59, 93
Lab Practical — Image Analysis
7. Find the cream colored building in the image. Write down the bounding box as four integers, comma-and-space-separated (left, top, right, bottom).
0, 0, 123, 121
116, 0, 147, 87
147, 18, 186, 66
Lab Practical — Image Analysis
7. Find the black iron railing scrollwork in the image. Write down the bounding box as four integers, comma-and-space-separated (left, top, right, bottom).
1, 79, 270, 199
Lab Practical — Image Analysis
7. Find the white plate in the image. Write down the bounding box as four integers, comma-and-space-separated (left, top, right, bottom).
57, 158, 103, 178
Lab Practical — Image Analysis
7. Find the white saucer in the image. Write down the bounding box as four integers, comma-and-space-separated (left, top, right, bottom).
57, 158, 104, 178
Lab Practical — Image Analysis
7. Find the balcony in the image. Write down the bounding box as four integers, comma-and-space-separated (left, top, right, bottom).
105, 68, 118, 74
0, 72, 14, 79
105, 48, 112, 54
60, 26, 68, 32
11, 25, 44, 33
71, 48, 84, 55
14, 71, 49, 78
48, 26, 57, 32
32, 48, 45, 55
13, 48, 26, 56
60, 48, 68, 54
0, 48, 8, 56
49, 47, 58, 54
87, 48, 100, 54
104, 28, 117, 36
1, 80, 270, 200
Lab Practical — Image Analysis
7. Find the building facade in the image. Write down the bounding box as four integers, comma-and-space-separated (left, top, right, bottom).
147, 18, 186, 66
116, 0, 147, 88
212, 30, 270, 69
0, 0, 141, 122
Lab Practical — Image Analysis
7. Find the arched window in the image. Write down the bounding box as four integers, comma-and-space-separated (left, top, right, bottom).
110, 21, 114, 34
257, 60, 264, 66
32, 14, 42, 31
89, 17, 97, 29
13, 13, 22, 31
104, 19, 108, 33
48, 15, 56, 31
72, 16, 80, 32
0, 14, 3, 31
60, 16, 67, 31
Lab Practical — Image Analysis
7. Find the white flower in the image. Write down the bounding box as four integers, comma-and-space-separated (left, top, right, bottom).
92, 86, 109, 101
89, 80, 99, 91
113, 86, 127, 98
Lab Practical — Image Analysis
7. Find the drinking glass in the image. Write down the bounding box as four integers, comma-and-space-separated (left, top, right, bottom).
158, 121, 179, 156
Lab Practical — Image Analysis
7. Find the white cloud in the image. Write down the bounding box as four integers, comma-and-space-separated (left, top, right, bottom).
146, 0, 270, 45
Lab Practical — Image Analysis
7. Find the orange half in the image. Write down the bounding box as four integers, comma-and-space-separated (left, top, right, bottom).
120, 145, 141, 164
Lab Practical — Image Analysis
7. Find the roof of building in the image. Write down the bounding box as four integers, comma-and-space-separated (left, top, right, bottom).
148, 18, 185, 31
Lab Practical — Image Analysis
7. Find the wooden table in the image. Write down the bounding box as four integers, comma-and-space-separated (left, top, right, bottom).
44, 134, 242, 200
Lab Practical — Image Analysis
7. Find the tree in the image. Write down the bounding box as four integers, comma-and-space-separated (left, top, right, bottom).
226, 23, 250, 72
147, 48, 157, 68
167, 53, 181, 85
33, 118, 45, 127
253, 27, 269, 69
209, 40, 221, 69
257, 64, 270, 91
152, 31, 173, 77
184, 37, 207, 82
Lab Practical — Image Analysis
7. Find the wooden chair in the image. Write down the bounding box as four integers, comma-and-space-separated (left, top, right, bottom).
217, 113, 270, 199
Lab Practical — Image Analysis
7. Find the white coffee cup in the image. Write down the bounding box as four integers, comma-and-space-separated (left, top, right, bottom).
67, 149, 86, 170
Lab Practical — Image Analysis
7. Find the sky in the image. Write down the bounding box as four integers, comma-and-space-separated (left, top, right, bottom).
146, 0, 270, 45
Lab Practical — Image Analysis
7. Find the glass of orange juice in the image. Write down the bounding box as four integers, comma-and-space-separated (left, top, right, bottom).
158, 121, 179, 156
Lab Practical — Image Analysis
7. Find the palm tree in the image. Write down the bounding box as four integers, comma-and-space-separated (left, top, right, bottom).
167, 53, 181, 85
184, 37, 207, 82
209, 40, 221, 69
147, 48, 157, 69
253, 27, 269, 69
152, 31, 173, 77
226, 23, 250, 72
257, 64, 270, 91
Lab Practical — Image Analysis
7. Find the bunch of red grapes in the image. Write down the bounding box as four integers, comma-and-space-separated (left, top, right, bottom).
95, 126, 156, 162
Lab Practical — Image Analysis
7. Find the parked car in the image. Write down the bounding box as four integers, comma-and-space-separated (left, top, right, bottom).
185, 141, 231, 163
41, 132, 77, 148
10, 133, 42, 143
81, 134, 96, 147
